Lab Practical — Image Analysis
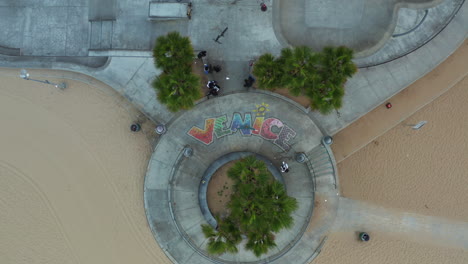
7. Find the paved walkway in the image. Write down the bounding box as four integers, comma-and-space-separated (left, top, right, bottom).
334, 198, 468, 250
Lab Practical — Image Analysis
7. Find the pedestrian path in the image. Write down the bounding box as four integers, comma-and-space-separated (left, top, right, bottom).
334, 198, 468, 249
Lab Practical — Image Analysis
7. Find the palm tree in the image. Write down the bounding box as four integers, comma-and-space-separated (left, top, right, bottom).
252, 53, 283, 90
201, 217, 241, 255
152, 69, 201, 112
202, 224, 227, 255
203, 156, 298, 257
319, 46, 357, 83
227, 156, 269, 185
153, 32, 194, 72
280, 46, 319, 96
306, 82, 345, 114
307, 46, 356, 114
245, 231, 276, 257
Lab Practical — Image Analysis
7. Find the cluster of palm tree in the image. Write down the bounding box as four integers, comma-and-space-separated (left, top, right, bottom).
252, 46, 357, 114
152, 32, 201, 112
202, 156, 298, 257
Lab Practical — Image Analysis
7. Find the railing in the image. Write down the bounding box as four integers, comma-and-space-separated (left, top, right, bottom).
307, 236, 328, 263
306, 140, 338, 190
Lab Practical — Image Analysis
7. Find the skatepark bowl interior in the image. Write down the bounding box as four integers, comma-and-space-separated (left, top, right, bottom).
274, 0, 448, 58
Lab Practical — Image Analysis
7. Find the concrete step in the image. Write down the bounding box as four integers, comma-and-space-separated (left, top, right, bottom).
101, 21, 113, 49
89, 21, 114, 50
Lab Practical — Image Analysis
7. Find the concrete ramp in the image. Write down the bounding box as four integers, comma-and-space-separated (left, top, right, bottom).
89, 0, 116, 21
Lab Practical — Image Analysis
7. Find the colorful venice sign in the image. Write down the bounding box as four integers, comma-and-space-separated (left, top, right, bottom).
187, 112, 296, 151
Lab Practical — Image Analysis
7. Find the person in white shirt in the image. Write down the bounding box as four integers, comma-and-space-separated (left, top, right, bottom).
280, 161, 289, 173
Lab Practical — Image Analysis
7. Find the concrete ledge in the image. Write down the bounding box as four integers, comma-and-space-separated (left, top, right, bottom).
0, 45, 20, 56
88, 49, 153, 57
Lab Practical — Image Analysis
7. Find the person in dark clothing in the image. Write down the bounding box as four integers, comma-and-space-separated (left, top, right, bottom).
213, 65, 222, 72
243, 76, 255, 87
197, 50, 207, 59
207, 80, 216, 89
204, 64, 211, 74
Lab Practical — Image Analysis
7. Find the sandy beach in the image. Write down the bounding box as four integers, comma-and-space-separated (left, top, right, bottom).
336, 51, 468, 221
338, 75, 468, 221
0, 69, 170, 264
320, 40, 468, 264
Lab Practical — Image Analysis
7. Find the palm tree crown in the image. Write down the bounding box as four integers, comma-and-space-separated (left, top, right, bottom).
202, 156, 298, 257
151, 32, 201, 112
252, 45, 357, 115
153, 31, 194, 72
152, 69, 201, 112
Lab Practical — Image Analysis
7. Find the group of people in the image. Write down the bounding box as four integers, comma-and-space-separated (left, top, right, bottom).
198, 50, 257, 98
198, 51, 222, 74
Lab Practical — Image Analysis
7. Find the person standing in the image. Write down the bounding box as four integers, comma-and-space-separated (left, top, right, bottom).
280, 161, 289, 173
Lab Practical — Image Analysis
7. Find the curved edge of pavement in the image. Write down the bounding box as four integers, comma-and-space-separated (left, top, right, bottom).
143, 92, 340, 264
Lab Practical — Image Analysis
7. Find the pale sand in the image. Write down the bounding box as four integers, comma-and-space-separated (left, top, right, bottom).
326, 41, 468, 263
332, 40, 468, 162
0, 69, 170, 264
338, 75, 468, 221
313, 232, 468, 264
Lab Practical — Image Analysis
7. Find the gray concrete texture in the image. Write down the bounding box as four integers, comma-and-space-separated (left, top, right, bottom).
0, 0, 89, 56
355, 0, 465, 67
0, 0, 188, 55
0, 0, 466, 136
274, 0, 444, 58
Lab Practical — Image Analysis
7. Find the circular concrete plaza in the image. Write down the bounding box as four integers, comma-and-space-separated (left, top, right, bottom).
144, 92, 339, 263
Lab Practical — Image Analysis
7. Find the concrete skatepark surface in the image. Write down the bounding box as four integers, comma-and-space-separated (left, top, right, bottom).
274, 0, 450, 58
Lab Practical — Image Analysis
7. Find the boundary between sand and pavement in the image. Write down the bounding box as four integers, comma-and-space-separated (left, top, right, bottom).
331, 39, 468, 163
